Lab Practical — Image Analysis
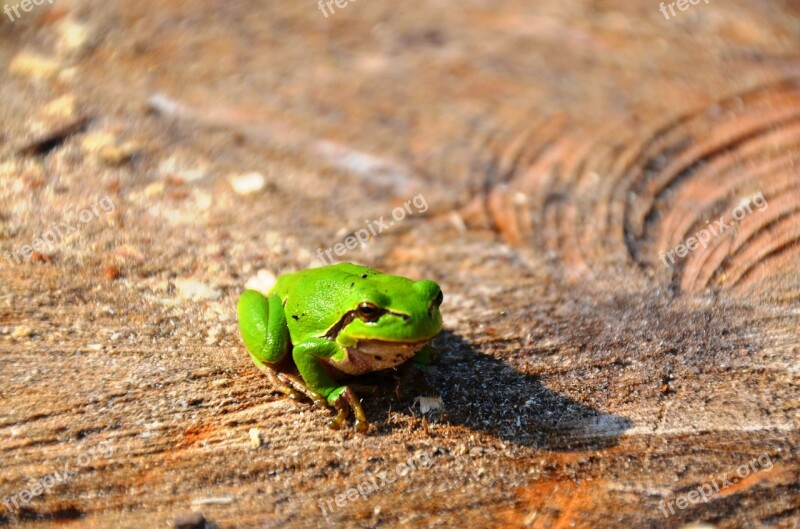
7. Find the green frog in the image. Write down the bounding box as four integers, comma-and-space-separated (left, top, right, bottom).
237, 263, 443, 432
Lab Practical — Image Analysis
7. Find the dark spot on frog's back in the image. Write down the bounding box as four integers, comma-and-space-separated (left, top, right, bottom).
361, 274, 368, 279
350, 282, 354, 288
292, 315, 299, 321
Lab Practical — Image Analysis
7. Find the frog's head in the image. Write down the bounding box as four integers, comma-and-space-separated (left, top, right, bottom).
335, 272, 443, 345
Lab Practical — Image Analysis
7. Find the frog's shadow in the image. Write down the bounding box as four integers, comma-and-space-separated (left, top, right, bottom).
366, 331, 632, 451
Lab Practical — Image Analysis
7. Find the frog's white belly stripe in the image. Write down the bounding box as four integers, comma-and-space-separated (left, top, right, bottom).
327, 340, 426, 376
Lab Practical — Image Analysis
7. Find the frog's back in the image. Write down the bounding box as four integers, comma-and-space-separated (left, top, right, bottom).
271, 263, 379, 300
271, 263, 383, 338
325, 262, 380, 278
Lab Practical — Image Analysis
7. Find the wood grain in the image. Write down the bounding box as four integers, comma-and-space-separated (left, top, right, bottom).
0, 0, 798, 528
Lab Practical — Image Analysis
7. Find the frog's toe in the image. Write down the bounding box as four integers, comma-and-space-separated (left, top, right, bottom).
272, 371, 326, 406
340, 386, 369, 433
325, 386, 370, 432
327, 416, 346, 430
353, 419, 370, 433
257, 365, 302, 400
327, 396, 349, 430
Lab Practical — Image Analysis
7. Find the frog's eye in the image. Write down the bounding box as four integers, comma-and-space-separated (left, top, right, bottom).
433, 290, 444, 307
356, 302, 382, 323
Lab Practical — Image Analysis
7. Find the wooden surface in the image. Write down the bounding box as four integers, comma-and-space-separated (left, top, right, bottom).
0, 0, 798, 528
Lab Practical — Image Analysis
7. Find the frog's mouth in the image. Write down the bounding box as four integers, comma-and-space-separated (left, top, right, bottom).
326, 339, 428, 376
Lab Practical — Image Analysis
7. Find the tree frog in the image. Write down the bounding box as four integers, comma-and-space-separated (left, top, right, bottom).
237, 262, 443, 432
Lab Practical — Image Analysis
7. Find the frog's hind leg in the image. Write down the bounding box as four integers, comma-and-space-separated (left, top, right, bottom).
238, 291, 331, 410
238, 290, 290, 364
272, 371, 327, 408
254, 364, 303, 402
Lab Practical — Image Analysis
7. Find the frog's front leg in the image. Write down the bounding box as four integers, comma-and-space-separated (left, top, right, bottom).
412, 343, 439, 367
394, 344, 440, 399
237, 290, 323, 404
292, 338, 369, 433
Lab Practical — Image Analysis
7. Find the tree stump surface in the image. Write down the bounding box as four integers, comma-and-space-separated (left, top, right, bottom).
0, 1, 798, 528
